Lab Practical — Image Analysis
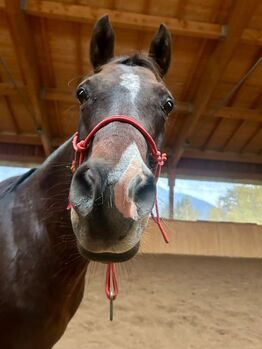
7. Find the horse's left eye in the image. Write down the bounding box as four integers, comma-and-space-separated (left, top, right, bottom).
162, 99, 174, 115
76, 87, 89, 104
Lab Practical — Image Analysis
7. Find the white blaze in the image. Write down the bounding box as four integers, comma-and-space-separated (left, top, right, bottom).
120, 72, 140, 104
107, 142, 143, 185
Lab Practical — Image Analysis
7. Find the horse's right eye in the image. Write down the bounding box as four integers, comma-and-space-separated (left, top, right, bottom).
76, 87, 89, 104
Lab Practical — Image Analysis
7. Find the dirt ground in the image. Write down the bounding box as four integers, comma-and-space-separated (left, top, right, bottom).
54, 255, 262, 349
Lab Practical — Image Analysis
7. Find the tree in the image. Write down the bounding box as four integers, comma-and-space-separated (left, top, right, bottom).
174, 196, 199, 221
209, 185, 262, 224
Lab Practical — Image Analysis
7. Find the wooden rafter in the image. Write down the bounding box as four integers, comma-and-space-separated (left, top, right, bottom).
200, 118, 223, 150
0, 82, 26, 96
4, 0, 52, 156
183, 148, 262, 165
169, 0, 259, 167
210, 106, 262, 122
242, 28, 262, 46
0, 141, 261, 182
0, 72, 20, 134
0, 132, 63, 147
1, 83, 261, 121
222, 120, 248, 152
176, 158, 262, 183
4, 97, 20, 134
23, 0, 262, 45
24, 0, 225, 40
38, 18, 63, 137
0, 132, 42, 145
203, 49, 262, 152
0, 143, 45, 165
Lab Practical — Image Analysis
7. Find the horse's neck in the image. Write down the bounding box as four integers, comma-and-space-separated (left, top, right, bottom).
36, 138, 73, 218
34, 139, 86, 268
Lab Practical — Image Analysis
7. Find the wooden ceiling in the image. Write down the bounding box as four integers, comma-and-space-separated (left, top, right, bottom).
0, 0, 261, 182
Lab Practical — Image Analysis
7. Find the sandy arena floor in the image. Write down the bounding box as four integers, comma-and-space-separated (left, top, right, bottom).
54, 255, 262, 349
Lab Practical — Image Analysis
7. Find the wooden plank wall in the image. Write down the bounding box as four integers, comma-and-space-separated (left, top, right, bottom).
141, 219, 262, 258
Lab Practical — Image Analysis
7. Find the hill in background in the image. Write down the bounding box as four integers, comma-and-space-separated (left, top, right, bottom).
157, 186, 215, 220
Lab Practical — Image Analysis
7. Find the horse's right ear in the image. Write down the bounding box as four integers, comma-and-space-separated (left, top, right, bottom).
89, 16, 115, 70
149, 24, 171, 77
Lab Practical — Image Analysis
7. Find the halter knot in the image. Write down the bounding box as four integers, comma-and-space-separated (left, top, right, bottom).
156, 151, 167, 167
76, 140, 87, 152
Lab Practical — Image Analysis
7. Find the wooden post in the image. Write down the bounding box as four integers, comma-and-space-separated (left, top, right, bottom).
168, 173, 175, 220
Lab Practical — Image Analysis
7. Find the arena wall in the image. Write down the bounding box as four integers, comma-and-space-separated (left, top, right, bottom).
141, 219, 262, 258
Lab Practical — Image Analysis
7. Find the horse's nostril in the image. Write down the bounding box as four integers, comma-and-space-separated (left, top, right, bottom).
133, 174, 156, 217
118, 234, 126, 241
70, 165, 96, 217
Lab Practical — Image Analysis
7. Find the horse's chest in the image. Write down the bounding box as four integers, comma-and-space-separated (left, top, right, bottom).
0, 265, 86, 349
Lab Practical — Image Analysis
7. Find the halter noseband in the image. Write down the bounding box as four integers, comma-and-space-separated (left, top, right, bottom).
68, 115, 169, 314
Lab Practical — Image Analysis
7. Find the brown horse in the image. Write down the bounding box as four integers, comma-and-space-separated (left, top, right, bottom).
0, 16, 173, 348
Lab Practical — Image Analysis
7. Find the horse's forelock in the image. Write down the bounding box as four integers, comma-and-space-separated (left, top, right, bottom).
94, 54, 162, 81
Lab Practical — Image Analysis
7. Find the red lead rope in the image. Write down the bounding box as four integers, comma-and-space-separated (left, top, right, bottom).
68, 115, 169, 307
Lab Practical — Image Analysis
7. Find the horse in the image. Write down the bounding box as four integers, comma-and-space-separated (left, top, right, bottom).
0, 16, 174, 348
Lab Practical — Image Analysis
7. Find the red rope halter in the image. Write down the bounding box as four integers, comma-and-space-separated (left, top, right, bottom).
68, 115, 169, 304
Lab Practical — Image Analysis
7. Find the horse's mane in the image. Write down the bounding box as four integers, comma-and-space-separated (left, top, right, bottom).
0, 168, 36, 199
96, 53, 162, 80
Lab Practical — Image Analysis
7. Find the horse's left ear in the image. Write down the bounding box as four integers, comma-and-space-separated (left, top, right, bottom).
90, 15, 115, 70
148, 24, 172, 77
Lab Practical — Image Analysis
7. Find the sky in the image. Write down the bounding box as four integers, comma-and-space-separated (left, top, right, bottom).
0, 165, 234, 207
0, 166, 28, 181
158, 177, 234, 206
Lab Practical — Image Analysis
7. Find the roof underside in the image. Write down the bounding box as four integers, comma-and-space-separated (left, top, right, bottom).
0, 0, 261, 182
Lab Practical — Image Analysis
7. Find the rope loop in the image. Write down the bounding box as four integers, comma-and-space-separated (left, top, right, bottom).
76, 140, 87, 152
105, 263, 118, 300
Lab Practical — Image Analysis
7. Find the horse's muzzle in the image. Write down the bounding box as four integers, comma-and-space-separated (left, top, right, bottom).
77, 242, 140, 263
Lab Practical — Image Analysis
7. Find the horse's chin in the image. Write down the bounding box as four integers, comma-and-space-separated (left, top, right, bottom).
76, 241, 140, 263
71, 208, 148, 263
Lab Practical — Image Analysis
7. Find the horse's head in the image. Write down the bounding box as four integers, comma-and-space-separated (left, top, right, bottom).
69, 16, 174, 263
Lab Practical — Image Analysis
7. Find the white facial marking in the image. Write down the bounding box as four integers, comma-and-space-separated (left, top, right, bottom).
120, 72, 140, 104
107, 142, 143, 185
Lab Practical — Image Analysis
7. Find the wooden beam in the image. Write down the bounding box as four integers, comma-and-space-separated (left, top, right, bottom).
0, 132, 63, 147
39, 18, 63, 138
242, 28, 262, 46
210, 106, 262, 122
170, 0, 259, 167
1, 83, 261, 122
44, 88, 191, 113
183, 148, 262, 164
0, 0, 4, 9
0, 83, 191, 113
1, 140, 261, 182
222, 120, 247, 152
25, 0, 224, 39
24, 1, 262, 45
43, 88, 76, 103
0, 82, 26, 96
176, 158, 262, 183
0, 143, 45, 165
4, 0, 52, 156
0, 132, 42, 145
168, 174, 175, 220
0, 153, 44, 166
4, 97, 20, 134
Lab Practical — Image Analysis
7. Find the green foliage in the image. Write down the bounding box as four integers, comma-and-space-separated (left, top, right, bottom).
174, 196, 199, 221
209, 185, 262, 224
